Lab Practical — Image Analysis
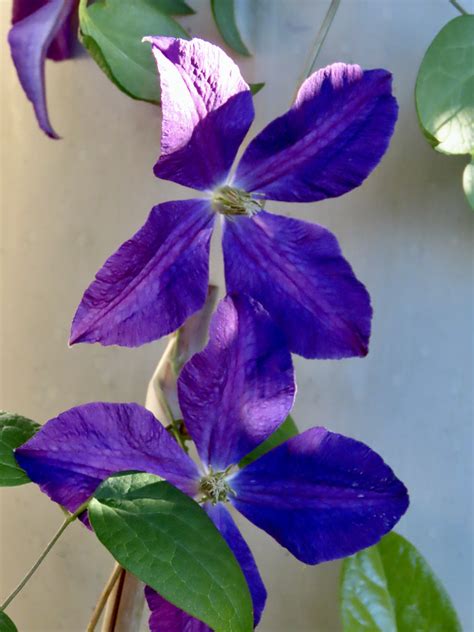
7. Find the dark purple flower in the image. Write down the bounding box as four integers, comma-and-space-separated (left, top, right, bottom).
18, 294, 408, 629
8, 0, 78, 138
70, 36, 398, 359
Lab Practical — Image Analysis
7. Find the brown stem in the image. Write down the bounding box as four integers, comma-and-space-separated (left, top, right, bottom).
86, 564, 123, 631
449, 0, 469, 15
102, 572, 145, 632
145, 285, 219, 422
100, 567, 126, 631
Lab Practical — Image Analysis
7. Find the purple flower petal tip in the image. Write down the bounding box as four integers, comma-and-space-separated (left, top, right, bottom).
144, 36, 254, 191
8, 0, 76, 138
69, 200, 214, 347
223, 211, 372, 359
234, 63, 398, 202
12, 0, 78, 61
231, 427, 409, 565
15, 402, 200, 514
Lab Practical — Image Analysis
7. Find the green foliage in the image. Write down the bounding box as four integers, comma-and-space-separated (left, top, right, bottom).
0, 412, 39, 487
79, 0, 189, 103
0, 612, 18, 632
239, 415, 298, 468
250, 82, 265, 96
88, 472, 253, 632
152, 0, 195, 15
416, 15, 474, 155
80, 32, 126, 93
211, 0, 250, 56
416, 15, 474, 207
340, 531, 461, 632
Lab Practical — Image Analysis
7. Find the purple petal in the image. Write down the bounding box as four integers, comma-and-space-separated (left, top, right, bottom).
45, 3, 77, 61
178, 294, 295, 470
12, 0, 45, 22
234, 64, 397, 202
144, 36, 254, 191
12, 0, 78, 61
145, 586, 211, 632
70, 200, 215, 347
230, 427, 409, 565
8, 0, 76, 138
222, 210, 371, 359
15, 403, 199, 514
205, 503, 266, 626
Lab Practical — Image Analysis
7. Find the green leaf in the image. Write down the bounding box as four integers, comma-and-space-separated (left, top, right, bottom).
415, 15, 474, 156
0, 411, 39, 487
80, 32, 130, 96
151, 0, 195, 15
249, 82, 265, 96
239, 415, 298, 468
89, 472, 253, 632
463, 158, 474, 209
0, 611, 18, 632
211, 0, 251, 56
79, 0, 190, 103
340, 531, 461, 632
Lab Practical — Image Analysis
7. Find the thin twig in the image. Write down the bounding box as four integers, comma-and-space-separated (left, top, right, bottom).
0, 501, 88, 612
86, 564, 123, 632
100, 567, 126, 632
0, 518, 72, 611
293, 0, 341, 100
104, 573, 145, 632
449, 0, 469, 15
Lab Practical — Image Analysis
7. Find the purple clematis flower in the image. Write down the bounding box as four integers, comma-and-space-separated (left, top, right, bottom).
8, 0, 78, 138
70, 36, 398, 360
18, 294, 408, 630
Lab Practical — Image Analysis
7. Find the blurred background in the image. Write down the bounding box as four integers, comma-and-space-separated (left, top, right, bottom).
1, 0, 472, 630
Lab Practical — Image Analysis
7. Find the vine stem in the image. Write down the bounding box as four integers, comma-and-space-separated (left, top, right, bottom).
293, 0, 341, 100
449, 0, 469, 15
0, 501, 88, 612
86, 564, 124, 632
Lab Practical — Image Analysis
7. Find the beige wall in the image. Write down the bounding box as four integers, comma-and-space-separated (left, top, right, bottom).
1, 1, 472, 630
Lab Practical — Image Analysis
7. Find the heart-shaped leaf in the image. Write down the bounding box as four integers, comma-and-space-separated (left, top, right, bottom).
0, 411, 39, 487
0, 611, 18, 632
88, 472, 253, 632
79, 0, 189, 103
340, 531, 461, 631
239, 415, 298, 468
211, 0, 250, 56
416, 15, 474, 156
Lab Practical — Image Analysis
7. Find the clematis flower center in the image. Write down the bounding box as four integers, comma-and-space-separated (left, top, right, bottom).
198, 468, 234, 504
211, 185, 263, 217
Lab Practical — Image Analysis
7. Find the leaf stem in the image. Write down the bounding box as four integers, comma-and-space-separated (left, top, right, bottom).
0, 501, 88, 612
293, 0, 341, 100
169, 423, 188, 451
86, 564, 124, 632
101, 570, 142, 632
449, 0, 469, 15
